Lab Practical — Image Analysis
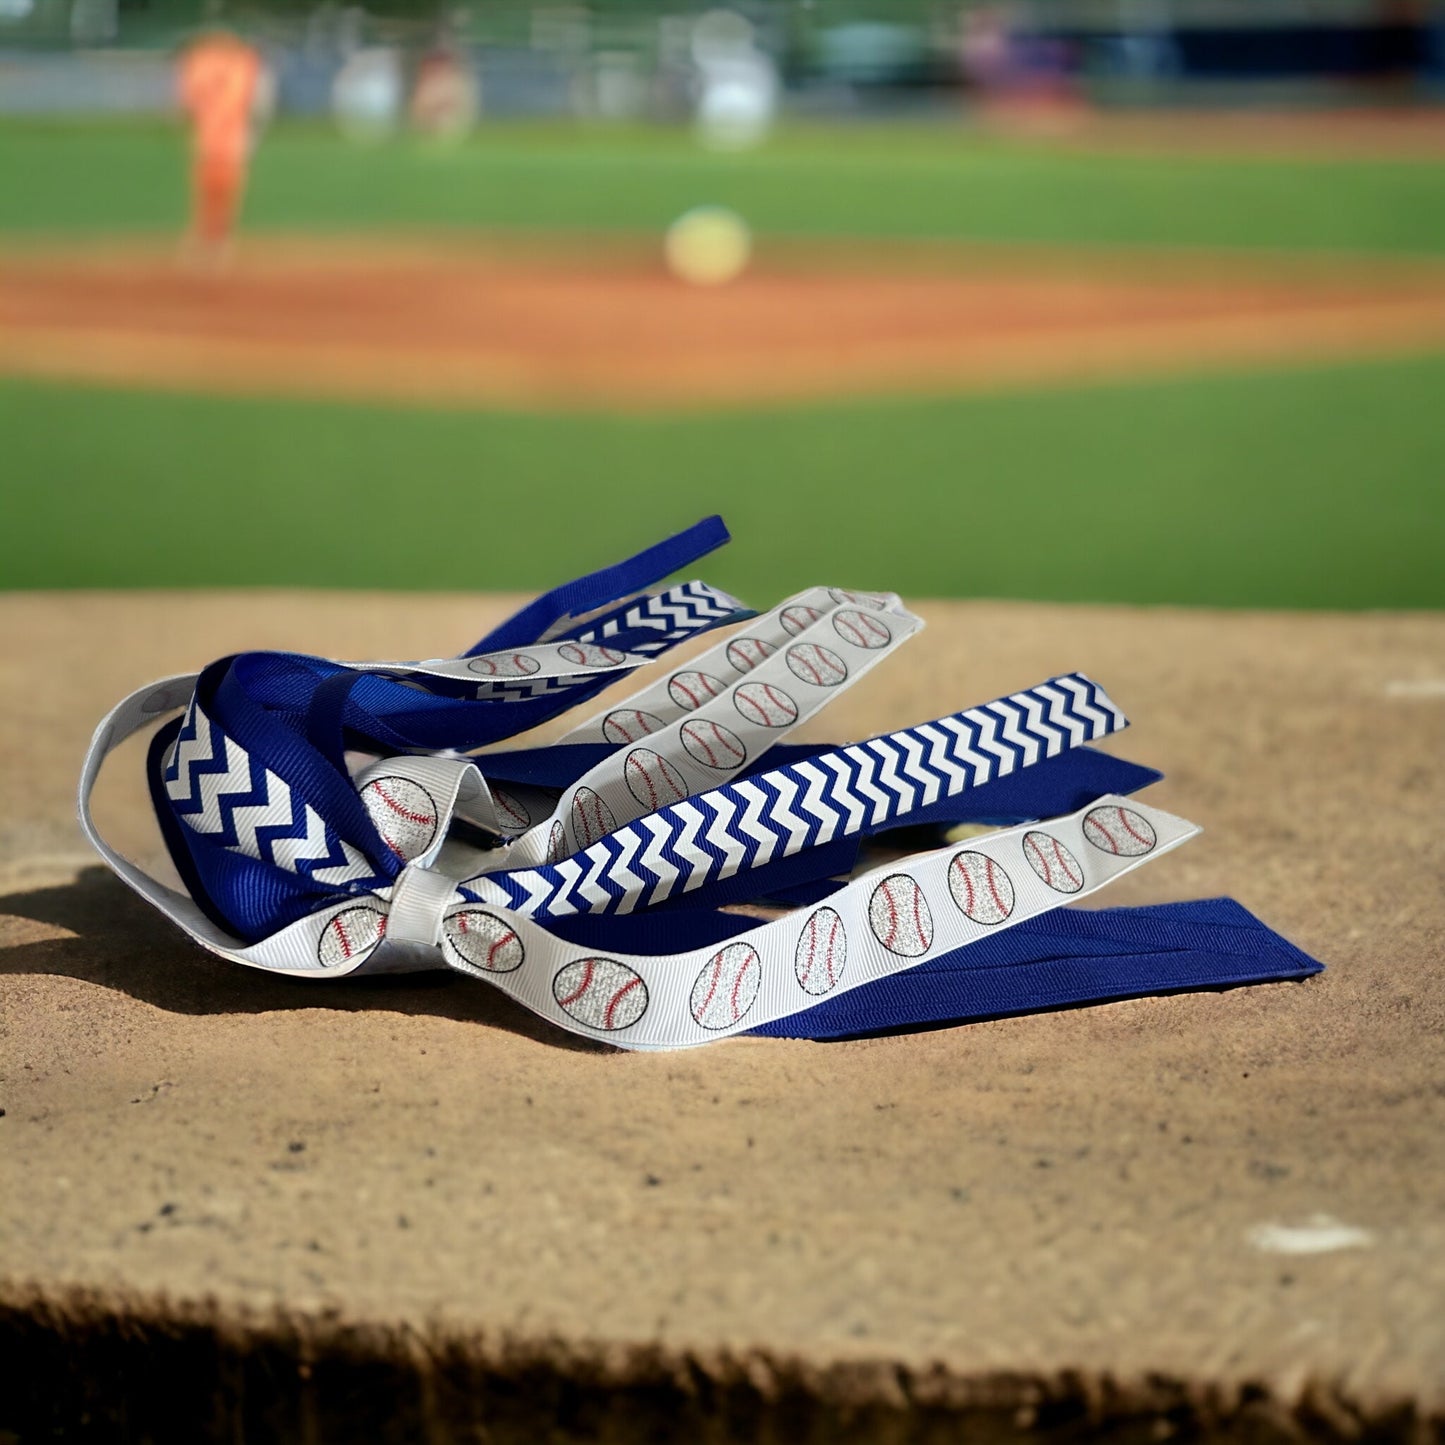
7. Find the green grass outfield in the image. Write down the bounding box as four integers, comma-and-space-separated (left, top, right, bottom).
6, 356, 1444, 608
5, 118, 1445, 254
4, 119, 1445, 606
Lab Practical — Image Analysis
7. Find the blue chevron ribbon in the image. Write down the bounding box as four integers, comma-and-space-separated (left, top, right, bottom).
467, 515, 736, 654
565, 579, 751, 656
463, 672, 1126, 920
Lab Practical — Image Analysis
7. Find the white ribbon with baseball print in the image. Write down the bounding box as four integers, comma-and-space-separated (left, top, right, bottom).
557, 586, 909, 745
347, 639, 652, 699
434, 796, 1197, 1049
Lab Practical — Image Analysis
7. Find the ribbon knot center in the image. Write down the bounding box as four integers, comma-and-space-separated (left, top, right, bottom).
385, 864, 458, 953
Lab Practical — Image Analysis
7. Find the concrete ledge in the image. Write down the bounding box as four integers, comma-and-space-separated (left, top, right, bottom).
2, 594, 1441, 1442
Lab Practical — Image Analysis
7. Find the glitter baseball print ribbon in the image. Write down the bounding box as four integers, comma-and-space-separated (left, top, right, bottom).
79, 517, 1320, 1049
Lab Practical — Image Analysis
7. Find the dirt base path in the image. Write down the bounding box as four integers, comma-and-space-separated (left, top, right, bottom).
4, 237, 1445, 410
2, 593, 1443, 1441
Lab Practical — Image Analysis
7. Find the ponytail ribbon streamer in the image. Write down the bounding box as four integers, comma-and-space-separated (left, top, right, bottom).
79, 518, 1320, 1050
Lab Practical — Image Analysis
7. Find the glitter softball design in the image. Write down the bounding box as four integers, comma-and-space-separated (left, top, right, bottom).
794, 908, 847, 995
733, 681, 799, 728
467, 652, 540, 678
553, 958, 649, 1031
624, 748, 690, 811
689, 943, 762, 1030
832, 609, 892, 650
545, 819, 567, 863
726, 637, 776, 674
668, 670, 726, 711
557, 642, 626, 668
1082, 804, 1158, 857
317, 904, 386, 968
602, 709, 663, 744
947, 851, 1015, 925
489, 787, 531, 832
1023, 831, 1085, 894
869, 874, 934, 958
780, 604, 824, 637
444, 909, 524, 974
360, 776, 438, 860
785, 642, 848, 688
680, 718, 748, 771
570, 786, 617, 848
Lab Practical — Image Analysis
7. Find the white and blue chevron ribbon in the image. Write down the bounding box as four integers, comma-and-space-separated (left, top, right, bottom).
465, 672, 1125, 919
562, 579, 745, 655
163, 690, 389, 892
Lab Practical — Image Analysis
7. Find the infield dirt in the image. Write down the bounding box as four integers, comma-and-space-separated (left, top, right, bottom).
4, 237, 1445, 410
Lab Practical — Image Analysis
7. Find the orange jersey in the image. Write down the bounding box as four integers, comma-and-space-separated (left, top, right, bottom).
179, 36, 262, 161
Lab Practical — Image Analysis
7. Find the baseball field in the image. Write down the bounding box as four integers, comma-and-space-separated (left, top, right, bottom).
3, 116, 1445, 606
4, 111, 1445, 1444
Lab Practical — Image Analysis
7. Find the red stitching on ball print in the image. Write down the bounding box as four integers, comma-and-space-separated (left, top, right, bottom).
624, 749, 690, 811
570, 787, 617, 848
557, 642, 626, 668
360, 777, 439, 860
726, 637, 776, 674
667, 670, 726, 711
1023, 831, 1085, 894
832, 609, 892, 650
785, 643, 848, 688
558, 958, 593, 1006
680, 719, 748, 771
317, 905, 387, 968
467, 652, 541, 678
553, 957, 649, 1031
545, 819, 567, 863
868, 874, 934, 957
947, 851, 1015, 925
490, 787, 531, 831
602, 709, 664, 744
795, 907, 847, 995
690, 943, 762, 1030
444, 909, 524, 974
733, 682, 799, 728
780, 604, 824, 637
1082, 805, 1157, 857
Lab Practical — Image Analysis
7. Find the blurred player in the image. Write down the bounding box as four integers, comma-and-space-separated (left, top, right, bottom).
177, 29, 272, 265
409, 33, 479, 140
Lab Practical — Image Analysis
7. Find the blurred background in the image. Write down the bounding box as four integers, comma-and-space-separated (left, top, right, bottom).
2, 0, 1443, 608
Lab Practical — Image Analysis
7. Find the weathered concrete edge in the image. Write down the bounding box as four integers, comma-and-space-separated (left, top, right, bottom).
2, 1281, 1440, 1445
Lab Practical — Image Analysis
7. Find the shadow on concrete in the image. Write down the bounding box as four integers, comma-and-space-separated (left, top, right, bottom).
0, 866, 608, 1053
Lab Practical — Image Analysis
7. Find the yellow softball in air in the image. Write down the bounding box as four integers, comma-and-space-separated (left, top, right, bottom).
664, 206, 752, 286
